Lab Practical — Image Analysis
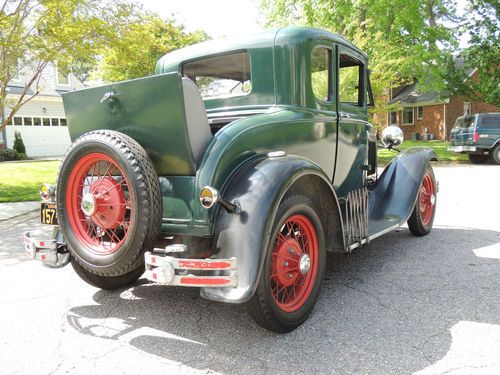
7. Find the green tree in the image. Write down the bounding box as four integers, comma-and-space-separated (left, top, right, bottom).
260, 0, 459, 112
98, 14, 209, 82
0, 0, 131, 132
451, 0, 499, 106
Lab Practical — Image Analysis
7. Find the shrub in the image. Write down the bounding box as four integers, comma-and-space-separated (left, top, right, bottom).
13, 131, 26, 154
15, 152, 28, 160
0, 148, 17, 162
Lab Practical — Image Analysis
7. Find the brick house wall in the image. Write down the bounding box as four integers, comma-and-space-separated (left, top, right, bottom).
373, 104, 446, 140
374, 98, 499, 141
401, 104, 445, 140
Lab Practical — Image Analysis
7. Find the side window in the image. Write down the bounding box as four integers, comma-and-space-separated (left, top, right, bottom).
311, 47, 332, 102
183, 52, 251, 99
339, 54, 363, 106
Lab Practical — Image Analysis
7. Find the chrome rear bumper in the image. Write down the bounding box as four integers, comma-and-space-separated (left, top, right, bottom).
145, 250, 238, 288
23, 228, 70, 268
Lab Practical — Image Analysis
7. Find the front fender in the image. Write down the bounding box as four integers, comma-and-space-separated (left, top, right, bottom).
368, 147, 437, 234
200, 155, 336, 304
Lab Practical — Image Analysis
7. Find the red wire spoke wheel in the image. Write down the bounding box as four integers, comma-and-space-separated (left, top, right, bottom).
57, 130, 161, 285
419, 173, 435, 226
66, 152, 133, 255
247, 194, 326, 333
270, 214, 319, 313
408, 165, 437, 236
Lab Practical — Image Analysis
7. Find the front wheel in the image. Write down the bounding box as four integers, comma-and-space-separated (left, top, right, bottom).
468, 153, 489, 164
492, 144, 500, 165
407, 165, 437, 236
246, 194, 326, 332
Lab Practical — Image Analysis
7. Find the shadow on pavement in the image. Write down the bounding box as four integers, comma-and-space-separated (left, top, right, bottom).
67, 227, 500, 374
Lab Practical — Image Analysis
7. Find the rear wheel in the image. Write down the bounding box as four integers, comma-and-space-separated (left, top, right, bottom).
246, 194, 326, 332
492, 144, 500, 165
57, 130, 162, 284
468, 153, 489, 164
407, 165, 437, 236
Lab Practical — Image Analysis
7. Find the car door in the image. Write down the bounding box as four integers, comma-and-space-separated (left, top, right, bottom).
333, 47, 370, 198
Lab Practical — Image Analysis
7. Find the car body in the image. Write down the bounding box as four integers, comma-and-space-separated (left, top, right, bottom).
24, 27, 438, 332
448, 113, 500, 164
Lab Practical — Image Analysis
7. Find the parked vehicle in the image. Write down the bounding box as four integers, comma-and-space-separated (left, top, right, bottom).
24, 27, 438, 332
448, 113, 500, 164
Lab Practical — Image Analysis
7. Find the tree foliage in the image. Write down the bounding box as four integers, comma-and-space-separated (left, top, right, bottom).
0, 0, 125, 132
260, 0, 460, 111
452, 0, 499, 106
0, 1, 206, 133
97, 15, 208, 82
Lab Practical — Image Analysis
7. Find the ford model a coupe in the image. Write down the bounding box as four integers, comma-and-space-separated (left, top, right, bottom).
24, 27, 437, 332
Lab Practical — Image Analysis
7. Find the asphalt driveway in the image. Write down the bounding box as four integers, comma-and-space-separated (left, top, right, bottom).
0, 164, 499, 375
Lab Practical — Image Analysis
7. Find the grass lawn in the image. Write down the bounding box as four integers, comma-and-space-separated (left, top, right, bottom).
0, 160, 60, 203
378, 140, 468, 165
0, 141, 466, 203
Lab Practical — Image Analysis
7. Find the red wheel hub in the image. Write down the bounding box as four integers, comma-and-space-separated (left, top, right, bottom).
270, 214, 319, 313
66, 153, 133, 255
88, 177, 126, 229
419, 173, 435, 225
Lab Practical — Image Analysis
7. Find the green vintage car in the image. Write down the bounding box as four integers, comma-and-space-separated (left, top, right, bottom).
24, 27, 438, 332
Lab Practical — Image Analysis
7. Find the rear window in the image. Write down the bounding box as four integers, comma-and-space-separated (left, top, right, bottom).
182, 52, 251, 100
453, 116, 476, 129
478, 114, 500, 127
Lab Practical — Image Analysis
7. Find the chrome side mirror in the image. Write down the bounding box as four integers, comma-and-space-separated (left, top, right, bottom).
381, 125, 404, 149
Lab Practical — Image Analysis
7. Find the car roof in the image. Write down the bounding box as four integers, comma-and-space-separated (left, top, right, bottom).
155, 26, 366, 74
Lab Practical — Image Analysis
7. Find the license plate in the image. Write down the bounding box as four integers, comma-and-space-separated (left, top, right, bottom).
40, 203, 58, 225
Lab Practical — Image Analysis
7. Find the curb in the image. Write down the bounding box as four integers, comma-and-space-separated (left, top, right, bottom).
0, 209, 39, 230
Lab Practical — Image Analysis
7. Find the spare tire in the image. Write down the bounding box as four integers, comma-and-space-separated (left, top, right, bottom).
56, 130, 162, 277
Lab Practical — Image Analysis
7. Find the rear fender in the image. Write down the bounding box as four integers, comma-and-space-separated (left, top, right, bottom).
369, 147, 437, 228
201, 155, 342, 304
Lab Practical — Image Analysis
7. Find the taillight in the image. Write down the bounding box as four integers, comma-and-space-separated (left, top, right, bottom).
473, 131, 479, 142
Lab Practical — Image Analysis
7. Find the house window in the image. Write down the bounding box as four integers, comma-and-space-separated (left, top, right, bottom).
311, 47, 332, 102
417, 106, 424, 120
50, 118, 59, 126
339, 53, 364, 106
389, 111, 397, 125
402, 107, 414, 125
14, 117, 23, 126
60, 118, 67, 126
33, 118, 41, 126
23, 117, 33, 126
42, 118, 50, 126
463, 102, 471, 116
56, 66, 70, 86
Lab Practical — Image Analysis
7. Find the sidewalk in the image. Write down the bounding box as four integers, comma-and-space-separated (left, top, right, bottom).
0, 201, 39, 222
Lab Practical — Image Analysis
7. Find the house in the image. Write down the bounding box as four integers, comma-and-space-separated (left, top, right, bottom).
374, 69, 499, 141
1, 63, 86, 157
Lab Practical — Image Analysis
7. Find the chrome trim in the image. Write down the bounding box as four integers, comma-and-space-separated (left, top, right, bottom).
347, 224, 400, 251
267, 151, 286, 158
